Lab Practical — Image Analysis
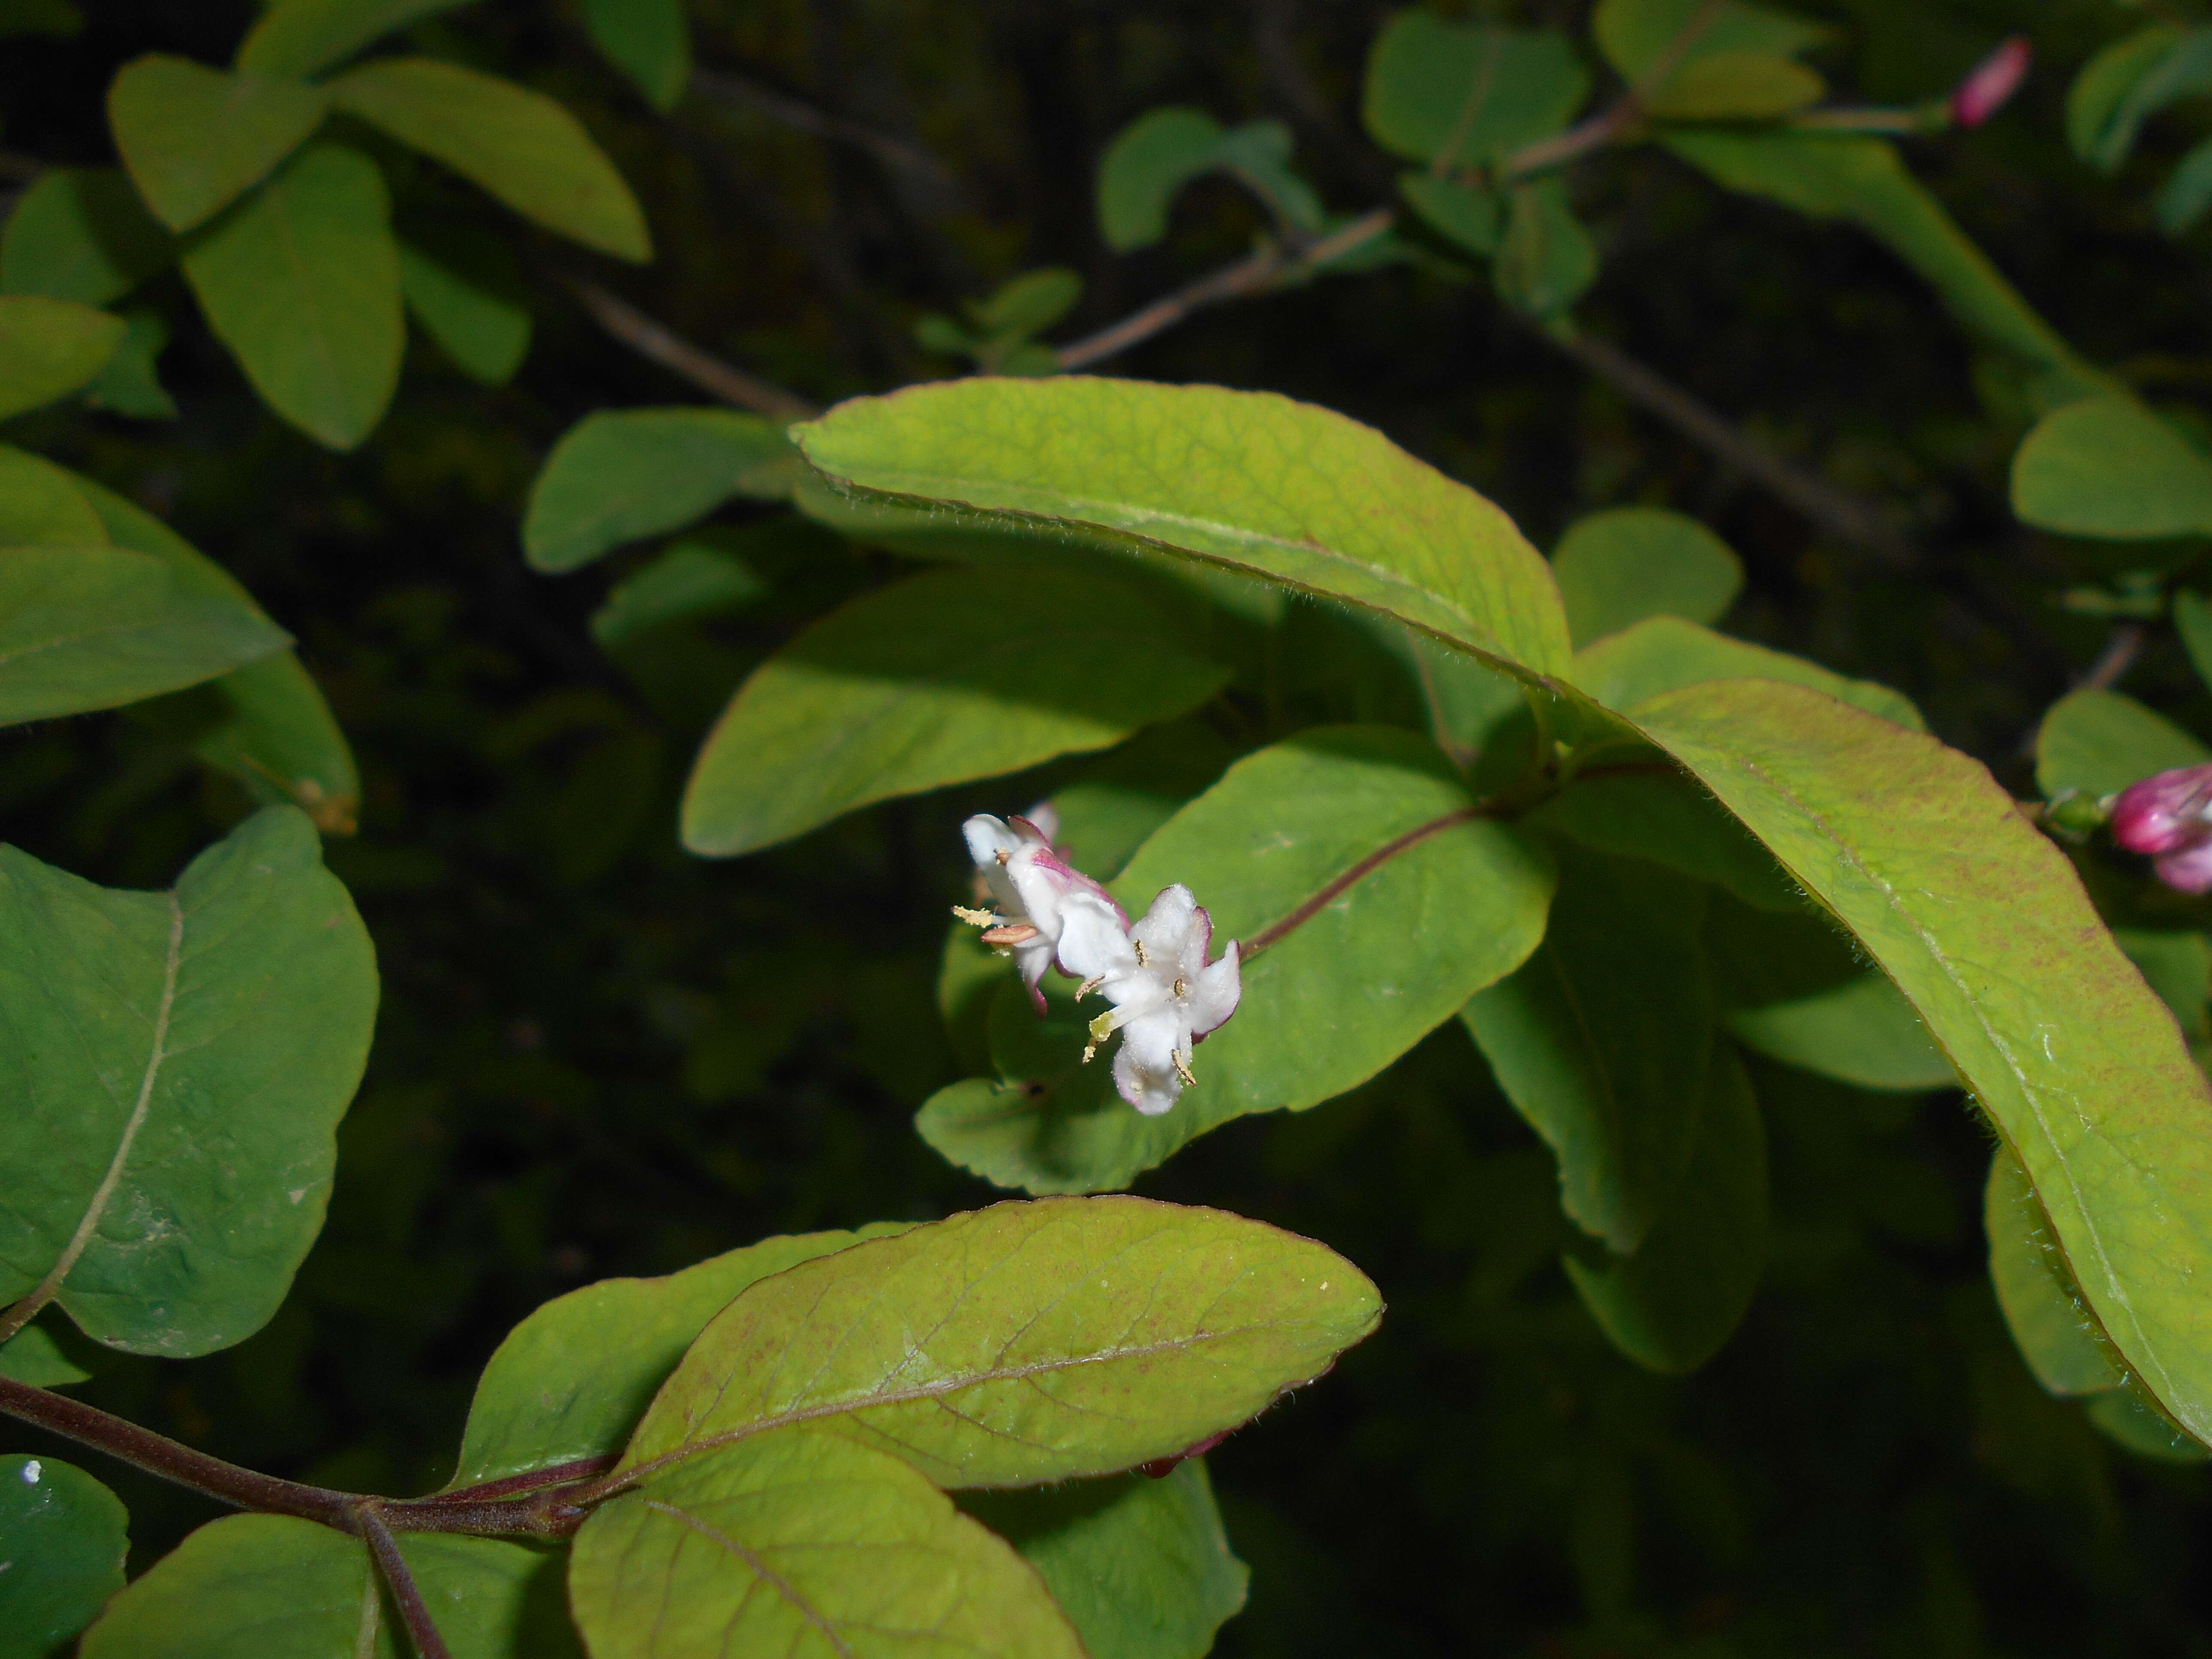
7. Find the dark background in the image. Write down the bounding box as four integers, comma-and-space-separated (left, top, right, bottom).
6, 1, 2212, 1652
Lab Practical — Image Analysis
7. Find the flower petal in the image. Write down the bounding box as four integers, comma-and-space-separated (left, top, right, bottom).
1056, 891, 1136, 981
1112, 1011, 1187, 1116
2154, 836, 2212, 896
1185, 945, 1242, 1040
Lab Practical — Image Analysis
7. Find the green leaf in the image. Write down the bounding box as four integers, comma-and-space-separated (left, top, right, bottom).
1594, 0, 1827, 85
2011, 397, 2212, 540
180, 141, 403, 451
1986, 1145, 2124, 1398
959, 1462, 1249, 1659
0, 546, 289, 725
920, 728, 1553, 1194
2084, 1381, 2211, 1462
1363, 15, 1588, 168
1647, 49, 1824, 119
523, 408, 794, 572
1397, 174, 1501, 258
2181, 589, 2212, 694
328, 58, 650, 261
570, 1431, 1083, 1659
81, 310, 176, 420
0, 1455, 127, 1659
1208, 122, 1325, 236
0, 168, 173, 307
1550, 507, 1743, 646
2036, 687, 2209, 802
1464, 845, 1712, 1255
1097, 107, 1225, 252
2079, 27, 2212, 174
1631, 678, 2212, 1443
0, 295, 126, 421
452, 1224, 912, 1488
2157, 135, 2212, 235
793, 377, 1575, 683
1727, 968, 1955, 1092
0, 1321, 92, 1386
397, 225, 530, 386
580, 0, 691, 111
621, 1196, 1382, 1488
2117, 928, 2211, 1041
1528, 768, 1800, 912
106, 57, 328, 234
589, 541, 764, 649
1563, 1045, 1767, 1373
1495, 178, 1597, 318
0, 806, 376, 1355
79, 1513, 576, 1659
73, 470, 361, 830
235, 0, 476, 79
969, 268, 1081, 342
1664, 133, 2104, 407
679, 564, 1230, 857
1572, 616, 1923, 730
0, 445, 110, 545
2069, 26, 2187, 167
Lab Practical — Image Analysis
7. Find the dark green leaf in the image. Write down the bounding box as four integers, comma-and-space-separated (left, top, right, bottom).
2036, 687, 2208, 802
0, 295, 125, 420
960, 1462, 1249, 1659
0, 444, 109, 545
106, 56, 327, 233
237, 0, 476, 79
398, 225, 531, 387
1209, 121, 1324, 235
0, 1455, 127, 1659
79, 1513, 575, 1659
1528, 767, 1800, 912
0, 806, 376, 1355
1550, 507, 1743, 646
2069, 26, 2188, 167
2080, 28, 2212, 174
82, 310, 176, 420
921, 728, 1553, 1194
328, 58, 650, 261
1465, 845, 1713, 1255
1986, 1145, 2124, 1397
1727, 970, 1954, 1092
0, 1322, 92, 1387
1564, 1045, 1767, 1373
451, 1224, 911, 1487
180, 142, 403, 451
2117, 929, 2211, 1041
580, 0, 691, 112
2011, 397, 2212, 540
589, 541, 763, 648
2157, 135, 2212, 235
1097, 107, 1226, 252
523, 407, 794, 572
570, 1431, 1083, 1659
969, 267, 1081, 340
0, 546, 288, 724
1495, 178, 1596, 318
2084, 1382, 2211, 1462
2179, 589, 2212, 693
1363, 15, 1588, 167
0, 168, 173, 307
1633, 678, 2212, 1443
680, 564, 1229, 857
1573, 616, 1923, 729
622, 1197, 1382, 1488
1398, 174, 1501, 258
1594, 0, 1827, 113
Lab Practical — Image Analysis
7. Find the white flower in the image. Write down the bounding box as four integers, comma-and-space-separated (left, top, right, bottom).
1057, 883, 1241, 1116
956, 808, 1121, 1012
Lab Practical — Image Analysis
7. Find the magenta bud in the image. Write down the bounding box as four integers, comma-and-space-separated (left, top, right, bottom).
1950, 36, 2030, 128
2156, 839, 2212, 896
2111, 763, 2212, 856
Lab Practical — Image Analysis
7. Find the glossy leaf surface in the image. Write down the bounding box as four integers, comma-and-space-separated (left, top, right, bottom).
0, 168, 172, 307
921, 728, 1553, 1194
1550, 507, 1742, 646
0, 295, 125, 420
1362, 15, 1588, 166
681, 565, 1228, 857
0, 807, 376, 1355
329, 58, 650, 261
106, 57, 327, 232
0, 1454, 127, 1659
523, 408, 795, 571
2036, 687, 2209, 801
0, 546, 286, 726
2011, 397, 2212, 540
1986, 1146, 2123, 1398
1563, 1045, 1767, 1373
960, 1462, 1249, 1659
1633, 679, 2212, 1441
793, 377, 1574, 681
453, 1224, 911, 1486
180, 142, 402, 450
236, 0, 475, 78
1573, 616, 1923, 730
621, 1196, 1382, 1489
571, 1431, 1082, 1659
1464, 846, 1713, 1255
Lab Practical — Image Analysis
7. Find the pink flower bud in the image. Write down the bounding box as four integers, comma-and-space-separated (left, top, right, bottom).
2155, 838, 2212, 897
1951, 37, 2030, 129
2110, 763, 2212, 856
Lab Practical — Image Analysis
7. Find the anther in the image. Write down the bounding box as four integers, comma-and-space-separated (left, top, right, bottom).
951, 905, 999, 927
1172, 1049, 1197, 1088
1132, 939, 1149, 967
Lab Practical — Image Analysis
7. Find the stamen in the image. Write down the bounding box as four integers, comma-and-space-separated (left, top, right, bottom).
980, 923, 1039, 947
1132, 939, 1149, 967
1076, 975, 1104, 1000
952, 905, 1000, 927
1172, 977, 1188, 997
994, 848, 1011, 866
1173, 1049, 1197, 1088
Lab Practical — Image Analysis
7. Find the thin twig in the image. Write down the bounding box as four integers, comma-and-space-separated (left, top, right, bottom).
689, 67, 962, 199
359, 1507, 455, 1659
562, 278, 820, 421
2078, 622, 2148, 693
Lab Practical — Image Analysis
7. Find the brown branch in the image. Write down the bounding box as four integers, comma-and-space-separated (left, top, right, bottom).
359, 1507, 455, 1659
562, 278, 819, 421
2078, 622, 2148, 693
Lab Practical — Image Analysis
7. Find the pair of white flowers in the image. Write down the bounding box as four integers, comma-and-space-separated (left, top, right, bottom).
959, 808, 1241, 1116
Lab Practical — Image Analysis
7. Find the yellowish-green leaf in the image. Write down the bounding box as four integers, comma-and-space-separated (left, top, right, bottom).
1631, 678, 2212, 1443
619, 1196, 1382, 1489
236, 0, 475, 79
106, 56, 328, 233
1644, 49, 1823, 119
0, 445, 108, 545
2036, 687, 2209, 802
328, 58, 650, 261
0, 294, 125, 421
2011, 397, 2212, 540
1550, 507, 1742, 646
570, 1431, 1082, 1659
1572, 616, 1923, 730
